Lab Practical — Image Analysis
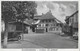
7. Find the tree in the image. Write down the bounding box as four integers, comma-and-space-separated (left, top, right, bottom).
2, 1, 37, 48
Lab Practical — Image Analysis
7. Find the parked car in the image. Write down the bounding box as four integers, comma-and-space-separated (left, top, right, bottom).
1, 32, 4, 42
1, 32, 22, 42
8, 32, 21, 41
73, 32, 78, 40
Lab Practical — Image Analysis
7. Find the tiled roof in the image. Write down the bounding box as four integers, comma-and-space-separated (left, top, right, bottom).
65, 11, 78, 21
34, 10, 62, 23
8, 19, 33, 26
8, 10, 62, 25
34, 11, 55, 19
23, 19, 34, 25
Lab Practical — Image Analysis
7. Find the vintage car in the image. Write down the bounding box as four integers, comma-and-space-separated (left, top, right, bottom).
73, 32, 78, 40
1, 21, 28, 42
8, 32, 22, 41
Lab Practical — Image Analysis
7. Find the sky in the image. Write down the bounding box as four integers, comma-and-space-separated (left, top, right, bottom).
35, 1, 78, 23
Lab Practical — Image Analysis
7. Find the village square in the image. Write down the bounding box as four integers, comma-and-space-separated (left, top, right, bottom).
1, 1, 78, 48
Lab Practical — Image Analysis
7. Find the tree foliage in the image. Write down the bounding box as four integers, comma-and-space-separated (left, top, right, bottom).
2, 1, 37, 22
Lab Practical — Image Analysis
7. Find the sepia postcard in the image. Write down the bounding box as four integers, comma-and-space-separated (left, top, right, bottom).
0, 0, 79, 51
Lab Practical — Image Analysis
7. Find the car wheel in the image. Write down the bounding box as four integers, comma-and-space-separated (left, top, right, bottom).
18, 36, 21, 40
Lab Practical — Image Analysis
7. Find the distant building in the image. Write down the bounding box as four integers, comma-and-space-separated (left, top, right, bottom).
65, 11, 78, 36
34, 10, 62, 33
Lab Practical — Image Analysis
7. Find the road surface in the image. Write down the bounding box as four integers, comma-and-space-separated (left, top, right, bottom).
7, 32, 78, 48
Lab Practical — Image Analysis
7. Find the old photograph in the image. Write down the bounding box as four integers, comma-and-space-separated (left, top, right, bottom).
1, 1, 78, 48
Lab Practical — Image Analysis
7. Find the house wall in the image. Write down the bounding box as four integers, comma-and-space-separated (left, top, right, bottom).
68, 16, 74, 26
48, 26, 61, 33
73, 12, 78, 28
72, 12, 78, 35
73, 12, 78, 23
65, 11, 78, 36
68, 12, 78, 28
8, 24, 16, 32
36, 19, 62, 33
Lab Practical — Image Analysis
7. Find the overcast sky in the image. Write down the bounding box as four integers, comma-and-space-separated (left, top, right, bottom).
35, 1, 78, 23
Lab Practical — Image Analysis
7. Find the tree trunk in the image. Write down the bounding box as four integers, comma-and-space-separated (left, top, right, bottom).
22, 21, 24, 40
3, 22, 8, 48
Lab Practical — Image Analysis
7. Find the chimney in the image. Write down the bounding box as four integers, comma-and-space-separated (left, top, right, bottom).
48, 10, 52, 14
49, 10, 51, 13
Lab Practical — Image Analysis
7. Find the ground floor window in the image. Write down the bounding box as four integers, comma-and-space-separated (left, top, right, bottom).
56, 28, 58, 31
49, 27, 56, 31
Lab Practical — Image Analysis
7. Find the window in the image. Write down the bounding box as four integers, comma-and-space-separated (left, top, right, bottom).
52, 19, 54, 22
46, 24, 48, 26
43, 24, 45, 27
46, 20, 48, 22
56, 24, 58, 26
41, 24, 45, 27
37, 25, 38, 27
38, 24, 41, 27
51, 24, 54, 26
42, 20, 44, 23
53, 28, 55, 31
56, 28, 58, 31
54, 24, 55, 26
49, 20, 51, 22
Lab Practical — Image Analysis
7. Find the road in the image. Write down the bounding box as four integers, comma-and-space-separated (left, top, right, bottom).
7, 32, 78, 48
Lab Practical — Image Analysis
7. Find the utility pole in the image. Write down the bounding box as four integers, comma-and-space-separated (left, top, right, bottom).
3, 22, 8, 48
22, 19, 24, 40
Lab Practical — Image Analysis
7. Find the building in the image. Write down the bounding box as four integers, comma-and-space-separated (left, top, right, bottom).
65, 11, 78, 36
34, 10, 62, 33
1, 19, 31, 39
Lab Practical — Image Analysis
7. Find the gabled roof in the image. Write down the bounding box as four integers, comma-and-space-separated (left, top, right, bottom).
8, 21, 30, 26
23, 19, 34, 25
34, 10, 55, 19
34, 10, 62, 23
8, 10, 62, 26
34, 15, 42, 19
65, 11, 78, 21
8, 19, 33, 26
55, 18, 62, 23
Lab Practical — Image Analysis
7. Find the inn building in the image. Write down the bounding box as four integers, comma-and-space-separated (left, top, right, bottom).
34, 10, 62, 33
